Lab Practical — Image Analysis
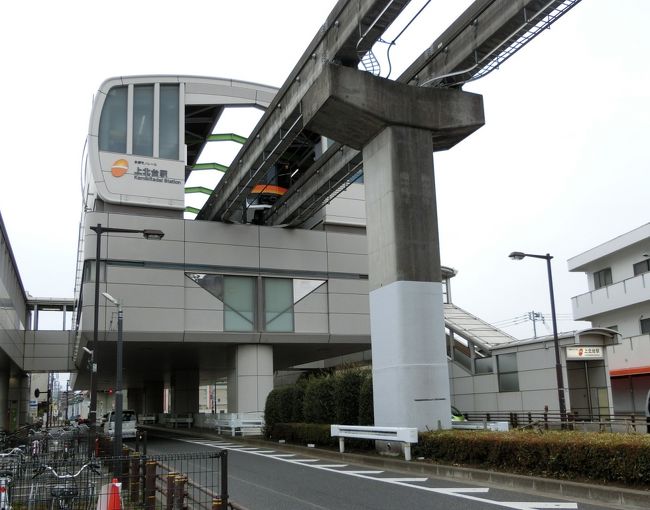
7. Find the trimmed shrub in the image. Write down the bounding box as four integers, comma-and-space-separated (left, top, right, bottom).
291, 380, 306, 423
358, 373, 374, 425
269, 423, 337, 446
417, 430, 650, 487
334, 369, 365, 425
263, 388, 282, 438
303, 376, 336, 423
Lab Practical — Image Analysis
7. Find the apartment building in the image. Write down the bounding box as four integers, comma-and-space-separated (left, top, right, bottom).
569, 223, 650, 415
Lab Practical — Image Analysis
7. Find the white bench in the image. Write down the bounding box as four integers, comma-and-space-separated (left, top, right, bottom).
330, 425, 418, 461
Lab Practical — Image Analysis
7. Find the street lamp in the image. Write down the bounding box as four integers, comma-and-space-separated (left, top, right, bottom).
102, 291, 124, 459
508, 251, 567, 423
88, 224, 164, 452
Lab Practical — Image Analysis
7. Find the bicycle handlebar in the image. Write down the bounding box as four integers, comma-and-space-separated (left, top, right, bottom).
33, 462, 101, 479
0, 447, 25, 457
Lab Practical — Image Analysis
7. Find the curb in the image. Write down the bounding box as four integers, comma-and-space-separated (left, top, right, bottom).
143, 426, 650, 510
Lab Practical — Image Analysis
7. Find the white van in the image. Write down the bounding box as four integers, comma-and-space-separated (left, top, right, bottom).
104, 410, 138, 439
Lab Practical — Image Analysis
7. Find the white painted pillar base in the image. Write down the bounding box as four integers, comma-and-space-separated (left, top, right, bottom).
370, 280, 451, 431
228, 345, 273, 414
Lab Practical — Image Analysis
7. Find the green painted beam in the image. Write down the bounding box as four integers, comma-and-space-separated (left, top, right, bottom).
207, 133, 247, 144
191, 162, 228, 172
184, 186, 213, 195
184, 206, 201, 214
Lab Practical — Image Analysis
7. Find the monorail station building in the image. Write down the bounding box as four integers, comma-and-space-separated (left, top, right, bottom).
0, 74, 624, 432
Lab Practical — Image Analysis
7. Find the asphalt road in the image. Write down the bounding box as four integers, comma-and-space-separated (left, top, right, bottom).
143, 435, 617, 510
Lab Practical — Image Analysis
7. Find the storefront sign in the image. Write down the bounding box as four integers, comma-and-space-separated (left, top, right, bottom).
566, 346, 604, 360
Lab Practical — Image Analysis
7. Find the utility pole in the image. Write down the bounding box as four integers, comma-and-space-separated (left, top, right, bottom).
528, 311, 543, 338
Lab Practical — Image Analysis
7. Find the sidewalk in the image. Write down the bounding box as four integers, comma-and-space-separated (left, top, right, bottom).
142, 425, 650, 510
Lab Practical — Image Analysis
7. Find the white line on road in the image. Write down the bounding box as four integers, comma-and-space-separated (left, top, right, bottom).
176, 438, 578, 509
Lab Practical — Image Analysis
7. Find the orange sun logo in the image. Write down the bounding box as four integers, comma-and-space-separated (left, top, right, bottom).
111, 159, 129, 177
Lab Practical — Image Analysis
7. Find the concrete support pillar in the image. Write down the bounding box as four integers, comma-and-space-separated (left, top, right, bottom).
127, 388, 144, 415
170, 371, 199, 414
0, 371, 9, 431
142, 382, 165, 415
227, 345, 273, 414
18, 374, 30, 426
363, 126, 451, 431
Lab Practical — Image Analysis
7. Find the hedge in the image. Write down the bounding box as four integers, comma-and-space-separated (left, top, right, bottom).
303, 376, 336, 423
417, 430, 650, 487
334, 369, 365, 425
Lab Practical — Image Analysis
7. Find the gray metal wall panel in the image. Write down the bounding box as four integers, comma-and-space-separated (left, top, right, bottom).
294, 313, 329, 333
260, 247, 327, 272
260, 227, 326, 251
518, 368, 556, 391
186, 242, 261, 268
184, 309, 223, 332
327, 252, 368, 274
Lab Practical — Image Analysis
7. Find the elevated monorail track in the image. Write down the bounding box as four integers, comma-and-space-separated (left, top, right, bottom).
197, 0, 581, 227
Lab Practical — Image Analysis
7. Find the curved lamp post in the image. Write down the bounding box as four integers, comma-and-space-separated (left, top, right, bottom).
102, 291, 123, 459
508, 251, 567, 424
88, 224, 164, 454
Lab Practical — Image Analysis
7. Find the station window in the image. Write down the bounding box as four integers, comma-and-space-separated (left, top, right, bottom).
99, 86, 127, 153
159, 84, 180, 160
264, 278, 293, 332
133, 85, 154, 157
497, 353, 519, 392
633, 259, 650, 276
223, 276, 255, 332
187, 273, 325, 333
593, 267, 612, 289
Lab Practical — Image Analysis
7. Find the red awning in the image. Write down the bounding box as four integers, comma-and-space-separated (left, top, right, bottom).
610, 366, 650, 377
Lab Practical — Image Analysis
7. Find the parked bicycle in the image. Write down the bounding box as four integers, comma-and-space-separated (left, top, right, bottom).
29, 461, 101, 510
0, 447, 26, 510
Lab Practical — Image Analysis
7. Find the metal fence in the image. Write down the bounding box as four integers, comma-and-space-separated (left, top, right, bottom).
462, 410, 650, 433
0, 432, 230, 510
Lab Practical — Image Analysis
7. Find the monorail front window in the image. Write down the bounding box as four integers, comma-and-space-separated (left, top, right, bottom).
133, 85, 154, 157
99, 86, 127, 153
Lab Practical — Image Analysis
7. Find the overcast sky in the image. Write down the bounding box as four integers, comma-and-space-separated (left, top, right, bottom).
1, 0, 648, 340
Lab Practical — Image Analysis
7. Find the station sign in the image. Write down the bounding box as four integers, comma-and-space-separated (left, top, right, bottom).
566, 346, 604, 360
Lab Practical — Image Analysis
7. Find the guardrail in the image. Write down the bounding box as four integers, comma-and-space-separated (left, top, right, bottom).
330, 425, 418, 461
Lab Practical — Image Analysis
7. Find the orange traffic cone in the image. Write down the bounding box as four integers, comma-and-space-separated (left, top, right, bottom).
108, 478, 122, 510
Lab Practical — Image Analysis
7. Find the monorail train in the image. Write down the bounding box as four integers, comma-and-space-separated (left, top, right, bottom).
244, 184, 288, 224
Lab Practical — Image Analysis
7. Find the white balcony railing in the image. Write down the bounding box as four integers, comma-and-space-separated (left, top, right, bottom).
572, 272, 650, 320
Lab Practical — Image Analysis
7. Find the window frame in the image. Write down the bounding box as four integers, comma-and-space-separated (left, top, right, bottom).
497, 352, 520, 392
593, 267, 612, 290
633, 259, 650, 277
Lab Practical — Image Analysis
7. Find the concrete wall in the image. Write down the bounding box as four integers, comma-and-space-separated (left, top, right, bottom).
0, 216, 27, 367
80, 212, 370, 341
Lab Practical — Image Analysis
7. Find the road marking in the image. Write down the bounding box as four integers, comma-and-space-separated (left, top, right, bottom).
340, 470, 384, 475
176, 438, 577, 509
379, 477, 428, 483
266, 454, 296, 458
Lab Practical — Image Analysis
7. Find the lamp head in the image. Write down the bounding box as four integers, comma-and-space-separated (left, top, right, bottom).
509, 251, 526, 260
102, 292, 119, 306
82, 346, 93, 355
142, 229, 164, 240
